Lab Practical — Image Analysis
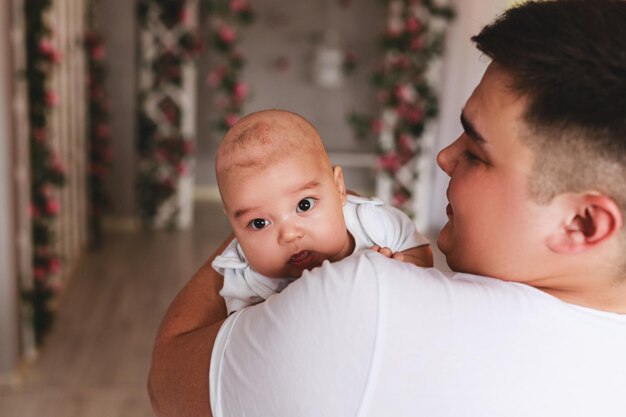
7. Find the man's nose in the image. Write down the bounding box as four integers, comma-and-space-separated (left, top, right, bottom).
278, 221, 304, 245
436, 136, 461, 177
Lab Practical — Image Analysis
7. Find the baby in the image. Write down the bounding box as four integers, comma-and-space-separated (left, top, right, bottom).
212, 109, 433, 313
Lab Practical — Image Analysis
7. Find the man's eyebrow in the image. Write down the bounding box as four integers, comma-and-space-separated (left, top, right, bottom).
460, 111, 486, 144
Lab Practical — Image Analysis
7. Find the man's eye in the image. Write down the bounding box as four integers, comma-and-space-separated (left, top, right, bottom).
249, 218, 270, 230
296, 197, 317, 213
463, 150, 481, 162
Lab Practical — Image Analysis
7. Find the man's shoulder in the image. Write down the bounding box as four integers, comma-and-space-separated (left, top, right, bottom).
299, 251, 519, 295
298, 252, 557, 323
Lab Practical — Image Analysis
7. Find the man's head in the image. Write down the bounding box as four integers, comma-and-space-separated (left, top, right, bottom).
437, 0, 625, 304
472, 0, 626, 222
216, 110, 352, 278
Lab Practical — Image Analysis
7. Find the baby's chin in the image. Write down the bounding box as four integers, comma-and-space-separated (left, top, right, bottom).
257, 251, 329, 279
262, 265, 317, 280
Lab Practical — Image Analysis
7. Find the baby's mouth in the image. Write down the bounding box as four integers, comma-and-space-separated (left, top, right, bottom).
288, 250, 318, 270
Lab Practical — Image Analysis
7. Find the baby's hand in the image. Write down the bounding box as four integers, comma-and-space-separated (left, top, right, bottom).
370, 245, 433, 268
370, 245, 405, 262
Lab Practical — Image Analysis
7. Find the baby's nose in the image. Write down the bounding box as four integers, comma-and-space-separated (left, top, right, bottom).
278, 222, 304, 245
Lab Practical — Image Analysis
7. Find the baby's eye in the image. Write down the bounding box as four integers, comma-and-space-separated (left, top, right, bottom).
249, 218, 270, 230
296, 197, 317, 213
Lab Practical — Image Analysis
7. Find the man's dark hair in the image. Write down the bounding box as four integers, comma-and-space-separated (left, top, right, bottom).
472, 0, 626, 220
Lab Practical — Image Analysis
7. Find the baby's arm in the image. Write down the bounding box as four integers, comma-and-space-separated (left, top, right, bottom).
370, 244, 433, 268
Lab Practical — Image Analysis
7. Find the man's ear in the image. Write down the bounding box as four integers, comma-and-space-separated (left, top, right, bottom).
332, 165, 348, 205
547, 194, 623, 254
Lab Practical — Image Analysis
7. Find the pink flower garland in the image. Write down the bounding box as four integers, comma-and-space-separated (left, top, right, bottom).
25, 0, 68, 343
204, 0, 255, 131
85, 30, 113, 233
349, 0, 454, 215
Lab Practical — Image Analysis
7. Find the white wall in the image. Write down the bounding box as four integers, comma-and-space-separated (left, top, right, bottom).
195, 0, 384, 194
96, 0, 137, 220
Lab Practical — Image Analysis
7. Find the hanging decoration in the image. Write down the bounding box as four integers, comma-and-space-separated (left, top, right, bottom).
85, 29, 112, 245
348, 0, 454, 215
23, 0, 66, 345
137, 0, 254, 227
203, 0, 255, 131
312, 30, 345, 89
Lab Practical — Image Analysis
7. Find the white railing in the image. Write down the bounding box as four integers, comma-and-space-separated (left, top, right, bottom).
137, 0, 198, 229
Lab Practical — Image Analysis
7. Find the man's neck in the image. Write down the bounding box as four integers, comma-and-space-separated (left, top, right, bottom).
539, 278, 626, 314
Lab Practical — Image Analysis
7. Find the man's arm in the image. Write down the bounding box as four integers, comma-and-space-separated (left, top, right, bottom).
148, 235, 232, 417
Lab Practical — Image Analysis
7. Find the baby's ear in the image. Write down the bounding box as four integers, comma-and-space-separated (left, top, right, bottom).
332, 166, 348, 205
546, 193, 622, 254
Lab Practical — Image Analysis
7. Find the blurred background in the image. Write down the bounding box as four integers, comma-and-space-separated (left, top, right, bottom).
1, 0, 517, 415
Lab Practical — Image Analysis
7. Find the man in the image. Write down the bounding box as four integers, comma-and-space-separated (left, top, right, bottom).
148, 1, 626, 416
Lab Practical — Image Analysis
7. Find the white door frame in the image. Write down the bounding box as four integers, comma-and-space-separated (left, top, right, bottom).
0, 0, 20, 379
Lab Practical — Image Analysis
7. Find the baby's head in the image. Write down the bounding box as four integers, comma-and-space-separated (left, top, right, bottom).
216, 109, 331, 182
216, 110, 354, 278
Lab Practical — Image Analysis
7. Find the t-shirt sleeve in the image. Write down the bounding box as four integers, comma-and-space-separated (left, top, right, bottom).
356, 202, 430, 252
209, 253, 381, 417
212, 239, 292, 314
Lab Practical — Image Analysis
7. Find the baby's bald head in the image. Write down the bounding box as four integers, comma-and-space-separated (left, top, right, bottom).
216, 110, 331, 191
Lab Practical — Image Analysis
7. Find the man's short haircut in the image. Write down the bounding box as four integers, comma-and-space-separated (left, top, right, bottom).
471, 0, 626, 221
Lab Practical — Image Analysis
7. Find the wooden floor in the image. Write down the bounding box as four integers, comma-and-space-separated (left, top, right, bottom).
0, 202, 231, 417
0, 200, 448, 417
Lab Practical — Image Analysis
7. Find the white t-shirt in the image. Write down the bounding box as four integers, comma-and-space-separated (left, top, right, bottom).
210, 251, 626, 417
212, 195, 430, 313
